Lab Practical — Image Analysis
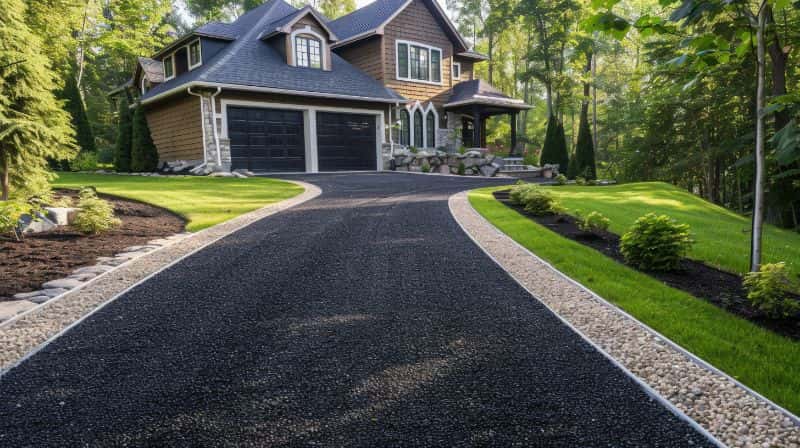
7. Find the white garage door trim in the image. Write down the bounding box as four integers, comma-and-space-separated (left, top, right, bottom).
220, 99, 385, 173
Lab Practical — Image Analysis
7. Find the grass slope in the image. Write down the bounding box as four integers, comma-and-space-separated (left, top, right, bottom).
53, 173, 304, 232
547, 182, 800, 278
469, 187, 800, 415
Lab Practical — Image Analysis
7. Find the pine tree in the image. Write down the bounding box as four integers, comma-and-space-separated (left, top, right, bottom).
130, 105, 159, 172
0, 0, 76, 200
61, 70, 96, 155
554, 121, 569, 174
541, 115, 570, 174
113, 96, 133, 172
540, 116, 558, 166
573, 106, 597, 179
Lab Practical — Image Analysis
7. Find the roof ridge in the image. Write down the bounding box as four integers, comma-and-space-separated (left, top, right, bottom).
200, 0, 294, 82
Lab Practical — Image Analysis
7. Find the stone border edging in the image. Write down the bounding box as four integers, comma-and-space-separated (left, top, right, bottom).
0, 180, 321, 376
386, 170, 512, 179
449, 190, 800, 448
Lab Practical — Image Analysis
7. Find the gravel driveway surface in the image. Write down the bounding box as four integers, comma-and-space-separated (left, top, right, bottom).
0, 173, 715, 447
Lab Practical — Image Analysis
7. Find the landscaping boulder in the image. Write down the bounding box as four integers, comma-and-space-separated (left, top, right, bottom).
44, 207, 79, 226
479, 164, 500, 177
18, 213, 57, 234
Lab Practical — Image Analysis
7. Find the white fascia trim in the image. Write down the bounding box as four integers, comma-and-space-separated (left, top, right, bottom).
140, 81, 407, 105
220, 99, 386, 172
188, 39, 203, 70
395, 39, 444, 86
329, 30, 379, 49
284, 7, 339, 41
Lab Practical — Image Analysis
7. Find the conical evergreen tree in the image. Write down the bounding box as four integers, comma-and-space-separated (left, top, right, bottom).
540, 116, 558, 165
554, 121, 570, 173
540, 116, 570, 173
573, 106, 597, 179
0, 0, 76, 200
130, 104, 158, 172
60, 71, 96, 155
113, 96, 133, 172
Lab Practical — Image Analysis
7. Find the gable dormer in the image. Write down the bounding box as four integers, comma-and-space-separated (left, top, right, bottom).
258, 6, 338, 71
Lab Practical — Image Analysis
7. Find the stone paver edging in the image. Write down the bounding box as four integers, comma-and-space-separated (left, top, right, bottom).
0, 181, 321, 374
449, 190, 800, 448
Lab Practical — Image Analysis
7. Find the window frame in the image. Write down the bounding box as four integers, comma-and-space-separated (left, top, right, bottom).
163, 54, 175, 80
395, 39, 443, 86
452, 62, 461, 80
399, 109, 410, 146
188, 39, 202, 70
294, 35, 322, 69
425, 111, 435, 147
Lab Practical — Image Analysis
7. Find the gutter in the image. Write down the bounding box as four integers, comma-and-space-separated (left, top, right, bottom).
186, 87, 209, 167
141, 81, 408, 106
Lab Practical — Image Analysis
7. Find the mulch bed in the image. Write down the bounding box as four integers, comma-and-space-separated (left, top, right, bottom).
493, 189, 800, 340
0, 190, 186, 302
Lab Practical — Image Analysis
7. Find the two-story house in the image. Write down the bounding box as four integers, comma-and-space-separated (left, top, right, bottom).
128, 0, 528, 173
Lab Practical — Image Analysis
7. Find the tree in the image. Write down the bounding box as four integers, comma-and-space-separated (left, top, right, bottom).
130, 105, 159, 172
319, 0, 356, 19
61, 69, 96, 155
0, 0, 76, 201
573, 106, 597, 179
541, 116, 570, 172
114, 96, 133, 172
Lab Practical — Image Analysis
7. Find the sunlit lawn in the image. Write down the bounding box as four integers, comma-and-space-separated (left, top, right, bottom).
547, 182, 800, 278
469, 185, 800, 415
52, 173, 304, 232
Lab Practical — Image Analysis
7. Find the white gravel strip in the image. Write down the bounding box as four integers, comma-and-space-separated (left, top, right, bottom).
0, 181, 320, 374
449, 190, 800, 448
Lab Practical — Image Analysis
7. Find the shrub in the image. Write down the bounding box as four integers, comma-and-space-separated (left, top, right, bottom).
130, 105, 158, 172
575, 176, 587, 186
421, 162, 431, 173
458, 146, 467, 155
509, 182, 562, 216
409, 146, 419, 154
70, 151, 98, 171
457, 162, 465, 175
0, 199, 30, 240
620, 213, 693, 271
73, 187, 120, 234
743, 263, 800, 319
578, 211, 611, 233
555, 174, 567, 185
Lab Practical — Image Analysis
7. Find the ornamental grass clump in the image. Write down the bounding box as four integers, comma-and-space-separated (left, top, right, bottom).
73, 187, 121, 234
509, 182, 562, 216
743, 263, 800, 319
578, 211, 610, 233
620, 213, 693, 271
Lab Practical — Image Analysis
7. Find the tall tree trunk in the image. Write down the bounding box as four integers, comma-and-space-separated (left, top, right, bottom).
591, 52, 598, 151
751, 3, 768, 272
0, 150, 9, 201
487, 31, 494, 84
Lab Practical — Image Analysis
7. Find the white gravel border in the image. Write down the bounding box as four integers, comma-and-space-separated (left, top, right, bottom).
450, 190, 800, 448
0, 180, 321, 375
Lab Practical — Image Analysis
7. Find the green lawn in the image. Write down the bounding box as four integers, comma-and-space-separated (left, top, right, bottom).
547, 182, 800, 278
52, 172, 304, 232
469, 186, 800, 415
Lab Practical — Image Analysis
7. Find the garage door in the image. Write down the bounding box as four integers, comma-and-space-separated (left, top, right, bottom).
227, 107, 305, 172
316, 112, 376, 171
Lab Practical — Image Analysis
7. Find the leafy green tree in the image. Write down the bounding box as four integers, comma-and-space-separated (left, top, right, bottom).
130, 105, 159, 172
319, 0, 356, 19
61, 69, 96, 155
114, 96, 133, 172
0, 0, 76, 201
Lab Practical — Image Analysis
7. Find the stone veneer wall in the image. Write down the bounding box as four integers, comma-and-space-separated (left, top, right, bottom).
198, 92, 231, 171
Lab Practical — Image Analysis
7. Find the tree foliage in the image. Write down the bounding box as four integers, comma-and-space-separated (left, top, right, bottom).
130, 105, 159, 172
61, 68, 96, 156
114, 96, 133, 173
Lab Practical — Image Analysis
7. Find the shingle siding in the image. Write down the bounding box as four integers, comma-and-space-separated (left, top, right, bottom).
334, 35, 384, 80
144, 93, 204, 162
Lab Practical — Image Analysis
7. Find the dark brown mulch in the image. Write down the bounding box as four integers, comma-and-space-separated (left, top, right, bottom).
493, 189, 800, 340
0, 190, 186, 302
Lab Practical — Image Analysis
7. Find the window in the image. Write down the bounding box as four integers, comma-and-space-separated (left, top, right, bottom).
452, 62, 461, 80
295, 36, 322, 69
426, 112, 435, 147
413, 109, 423, 147
399, 109, 410, 145
396, 40, 442, 84
163, 54, 174, 80
189, 40, 202, 69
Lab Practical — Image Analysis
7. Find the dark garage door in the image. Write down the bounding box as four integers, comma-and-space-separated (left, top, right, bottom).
316, 112, 376, 171
227, 107, 305, 172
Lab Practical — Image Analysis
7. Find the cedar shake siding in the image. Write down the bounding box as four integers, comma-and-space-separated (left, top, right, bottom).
334, 35, 384, 81
144, 94, 203, 162
453, 57, 474, 81
383, 0, 454, 107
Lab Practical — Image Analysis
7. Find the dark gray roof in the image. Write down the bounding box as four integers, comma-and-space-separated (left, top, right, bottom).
258, 6, 338, 41
456, 50, 489, 61
327, 0, 408, 42
137, 57, 165, 83
444, 79, 529, 109
141, 0, 404, 103
195, 21, 239, 40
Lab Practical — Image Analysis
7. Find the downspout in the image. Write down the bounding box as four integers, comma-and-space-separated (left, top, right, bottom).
209, 87, 223, 166
186, 87, 208, 167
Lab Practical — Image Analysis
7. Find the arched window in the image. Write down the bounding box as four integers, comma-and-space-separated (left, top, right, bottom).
399, 109, 410, 146
425, 111, 435, 147
413, 109, 423, 147
295, 35, 322, 69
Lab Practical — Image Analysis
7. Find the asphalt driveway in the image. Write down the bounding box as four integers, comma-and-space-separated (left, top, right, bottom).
0, 173, 714, 447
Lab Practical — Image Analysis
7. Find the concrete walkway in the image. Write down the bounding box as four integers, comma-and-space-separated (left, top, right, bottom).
0, 173, 714, 446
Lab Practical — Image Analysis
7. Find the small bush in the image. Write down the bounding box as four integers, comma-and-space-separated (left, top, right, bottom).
555, 174, 567, 185
73, 188, 121, 234
409, 146, 418, 154
743, 263, 800, 319
509, 182, 562, 216
575, 176, 587, 186
457, 162, 465, 175
421, 162, 431, 173
578, 211, 611, 233
70, 151, 98, 171
0, 199, 31, 241
620, 213, 693, 271
458, 146, 467, 155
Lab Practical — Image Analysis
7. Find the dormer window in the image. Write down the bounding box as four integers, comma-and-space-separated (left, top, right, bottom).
295, 35, 322, 69
163, 55, 175, 80
188, 40, 202, 69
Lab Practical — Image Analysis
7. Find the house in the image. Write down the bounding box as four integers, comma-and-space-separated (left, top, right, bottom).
128, 0, 529, 173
